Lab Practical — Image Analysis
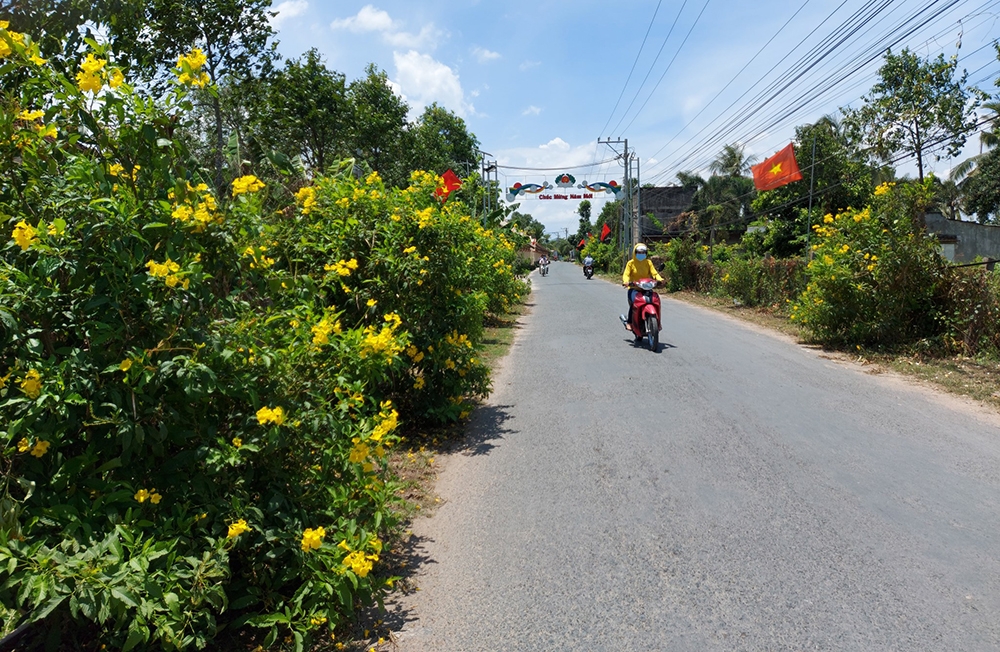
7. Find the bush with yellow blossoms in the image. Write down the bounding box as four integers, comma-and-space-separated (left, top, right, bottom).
272, 165, 527, 423
0, 31, 410, 651
789, 178, 947, 347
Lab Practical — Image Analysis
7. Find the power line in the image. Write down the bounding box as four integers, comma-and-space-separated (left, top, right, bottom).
647, 0, 990, 186
606, 0, 691, 137
495, 157, 620, 172
619, 0, 714, 136
598, 0, 664, 139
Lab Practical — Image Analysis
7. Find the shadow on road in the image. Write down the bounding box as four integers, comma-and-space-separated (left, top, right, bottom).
622, 337, 677, 354
448, 403, 516, 457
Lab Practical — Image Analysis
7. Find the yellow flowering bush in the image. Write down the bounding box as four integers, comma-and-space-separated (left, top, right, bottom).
0, 35, 407, 650
267, 164, 527, 422
790, 178, 946, 346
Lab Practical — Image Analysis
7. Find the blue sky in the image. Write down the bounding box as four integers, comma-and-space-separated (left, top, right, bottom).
271, 0, 1000, 236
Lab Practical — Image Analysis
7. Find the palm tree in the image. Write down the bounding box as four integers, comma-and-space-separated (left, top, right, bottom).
950, 100, 1000, 182
709, 143, 755, 177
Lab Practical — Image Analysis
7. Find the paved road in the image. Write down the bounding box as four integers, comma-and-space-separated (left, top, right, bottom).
392, 260, 1000, 651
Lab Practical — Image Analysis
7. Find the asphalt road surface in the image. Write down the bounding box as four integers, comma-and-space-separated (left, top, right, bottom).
391, 260, 1000, 651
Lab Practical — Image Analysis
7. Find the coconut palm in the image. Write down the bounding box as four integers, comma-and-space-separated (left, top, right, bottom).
950, 100, 1000, 182
709, 143, 756, 177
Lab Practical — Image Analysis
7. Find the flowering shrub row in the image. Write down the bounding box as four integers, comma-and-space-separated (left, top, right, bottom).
0, 27, 524, 651
790, 180, 945, 347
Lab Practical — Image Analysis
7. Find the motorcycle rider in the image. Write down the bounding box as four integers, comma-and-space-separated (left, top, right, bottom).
538, 254, 549, 275
583, 253, 594, 268
620, 243, 663, 330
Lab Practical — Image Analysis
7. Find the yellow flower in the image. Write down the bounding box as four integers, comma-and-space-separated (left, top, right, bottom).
310, 616, 328, 626
16, 438, 31, 453
134, 489, 150, 503
325, 258, 359, 276
414, 376, 425, 390
227, 519, 250, 538
146, 258, 180, 279
120, 359, 133, 372
367, 298, 377, 307
336, 197, 350, 209
257, 406, 286, 426
342, 550, 377, 577
301, 526, 326, 551
312, 315, 342, 346
370, 406, 398, 442
349, 442, 369, 464
150, 491, 162, 505
109, 68, 124, 88
109, 163, 124, 177
18, 109, 44, 121
295, 186, 317, 214
232, 437, 242, 448
12, 220, 37, 251
874, 182, 895, 197
29, 54, 46, 66
20, 369, 41, 399
177, 47, 207, 71
75, 53, 107, 93
231, 175, 264, 196
403, 246, 416, 254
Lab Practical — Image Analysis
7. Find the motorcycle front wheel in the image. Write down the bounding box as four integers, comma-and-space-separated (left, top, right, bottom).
645, 314, 658, 351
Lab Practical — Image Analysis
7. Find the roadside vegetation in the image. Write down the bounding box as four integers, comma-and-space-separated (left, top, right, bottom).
0, 8, 532, 651
578, 44, 1000, 405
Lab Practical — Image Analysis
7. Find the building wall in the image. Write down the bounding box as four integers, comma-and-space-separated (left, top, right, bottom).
925, 213, 1000, 263
639, 186, 697, 239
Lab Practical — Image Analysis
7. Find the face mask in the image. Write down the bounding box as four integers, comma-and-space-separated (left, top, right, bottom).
636, 253, 647, 261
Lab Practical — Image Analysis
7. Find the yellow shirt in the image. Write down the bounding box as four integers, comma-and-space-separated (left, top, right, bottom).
622, 257, 663, 284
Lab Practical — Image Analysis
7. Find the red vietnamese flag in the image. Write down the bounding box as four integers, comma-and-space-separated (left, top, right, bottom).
600, 223, 611, 242
751, 143, 803, 191
435, 169, 463, 200
577, 238, 586, 249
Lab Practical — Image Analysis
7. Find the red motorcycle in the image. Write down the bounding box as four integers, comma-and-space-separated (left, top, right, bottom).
623, 278, 661, 350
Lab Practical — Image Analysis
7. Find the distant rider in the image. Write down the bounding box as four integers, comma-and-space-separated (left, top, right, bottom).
620, 243, 663, 329
583, 254, 594, 267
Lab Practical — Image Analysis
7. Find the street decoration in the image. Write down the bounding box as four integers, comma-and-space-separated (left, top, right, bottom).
505, 175, 624, 201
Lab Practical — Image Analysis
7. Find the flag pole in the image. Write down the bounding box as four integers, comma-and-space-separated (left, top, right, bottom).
806, 135, 817, 261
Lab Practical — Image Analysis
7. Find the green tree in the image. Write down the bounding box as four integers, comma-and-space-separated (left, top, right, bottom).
346, 64, 410, 186
708, 142, 755, 177
750, 118, 874, 257
843, 48, 982, 181
962, 148, 1000, 222
251, 48, 348, 173
409, 103, 479, 176
573, 199, 592, 243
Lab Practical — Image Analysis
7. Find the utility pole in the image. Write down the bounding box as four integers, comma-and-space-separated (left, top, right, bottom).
599, 137, 634, 262
479, 150, 497, 224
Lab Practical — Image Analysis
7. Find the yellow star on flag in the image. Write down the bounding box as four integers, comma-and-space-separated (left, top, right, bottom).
769, 162, 783, 176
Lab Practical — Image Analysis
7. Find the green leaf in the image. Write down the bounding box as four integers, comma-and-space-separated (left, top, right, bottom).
122, 625, 147, 651
111, 587, 140, 608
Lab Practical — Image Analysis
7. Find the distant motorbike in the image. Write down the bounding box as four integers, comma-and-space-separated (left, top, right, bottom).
624, 278, 661, 351
540, 261, 549, 277
583, 263, 594, 279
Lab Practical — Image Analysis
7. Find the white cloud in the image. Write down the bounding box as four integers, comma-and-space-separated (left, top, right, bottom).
472, 47, 501, 63
392, 50, 474, 118
519, 60, 541, 71
271, 0, 308, 26
331, 5, 444, 51
522, 105, 542, 116
540, 137, 570, 151
331, 5, 394, 32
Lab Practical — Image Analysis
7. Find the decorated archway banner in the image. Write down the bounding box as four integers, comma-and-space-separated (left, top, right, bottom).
506, 173, 624, 202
